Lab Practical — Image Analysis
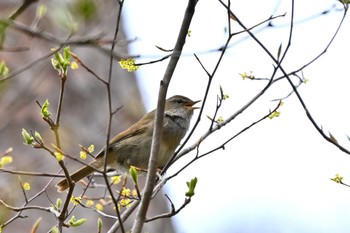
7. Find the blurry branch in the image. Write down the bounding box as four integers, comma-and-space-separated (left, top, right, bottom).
0, 168, 64, 177
70, 53, 107, 84
8, 0, 38, 20
131, 1, 197, 233
0, 199, 60, 217
145, 194, 191, 222
0, 47, 61, 83
101, 1, 126, 233
0, 178, 52, 229
3, 19, 122, 57
0, 0, 38, 48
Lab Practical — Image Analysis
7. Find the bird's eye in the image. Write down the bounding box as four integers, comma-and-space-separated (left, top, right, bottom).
176, 99, 183, 104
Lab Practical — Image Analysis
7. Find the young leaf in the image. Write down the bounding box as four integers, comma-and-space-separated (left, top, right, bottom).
129, 166, 139, 185
22, 128, 34, 145
41, 99, 51, 118
185, 177, 198, 197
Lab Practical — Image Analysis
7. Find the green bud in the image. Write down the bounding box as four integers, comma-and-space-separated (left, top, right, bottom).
185, 177, 198, 197
41, 99, 51, 118
69, 216, 87, 227
22, 128, 34, 145
97, 217, 103, 233
63, 46, 71, 61
34, 131, 43, 143
56, 198, 62, 209
129, 166, 138, 185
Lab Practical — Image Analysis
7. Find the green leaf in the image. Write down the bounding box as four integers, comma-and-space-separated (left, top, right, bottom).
97, 218, 103, 233
41, 99, 51, 118
69, 216, 87, 227
185, 177, 198, 197
22, 128, 34, 145
0, 60, 10, 78
63, 46, 71, 62
129, 166, 139, 185
34, 131, 43, 143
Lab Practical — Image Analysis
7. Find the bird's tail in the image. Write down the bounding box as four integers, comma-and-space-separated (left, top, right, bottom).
56, 165, 96, 192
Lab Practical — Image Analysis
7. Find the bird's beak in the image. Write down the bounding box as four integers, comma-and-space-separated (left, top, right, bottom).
185, 100, 201, 110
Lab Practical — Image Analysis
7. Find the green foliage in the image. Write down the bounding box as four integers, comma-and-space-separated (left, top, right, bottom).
129, 166, 139, 185
68, 215, 87, 227
51, 47, 72, 76
0, 61, 9, 78
22, 129, 34, 145
41, 99, 52, 118
185, 177, 198, 197
97, 217, 103, 233
71, 0, 98, 21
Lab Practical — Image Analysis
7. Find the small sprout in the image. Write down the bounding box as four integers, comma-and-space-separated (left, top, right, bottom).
239, 71, 255, 80
80, 151, 87, 160
129, 166, 138, 185
86, 200, 94, 207
97, 218, 103, 233
70, 196, 82, 206
331, 174, 343, 184
22, 128, 34, 145
111, 175, 121, 185
219, 85, 229, 100
187, 29, 192, 37
51, 47, 72, 76
0, 60, 9, 78
268, 110, 280, 119
95, 203, 103, 211
217, 116, 224, 123
53, 198, 62, 210
185, 177, 198, 197
88, 144, 95, 153
41, 99, 51, 118
34, 131, 43, 143
36, 4, 47, 18
119, 58, 139, 72
54, 152, 65, 161
23, 182, 31, 191
303, 78, 309, 84
68, 216, 87, 227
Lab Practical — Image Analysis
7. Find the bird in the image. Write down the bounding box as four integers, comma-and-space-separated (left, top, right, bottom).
56, 95, 200, 192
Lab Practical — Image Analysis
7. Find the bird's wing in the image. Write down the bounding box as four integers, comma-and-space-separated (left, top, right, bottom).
95, 112, 154, 159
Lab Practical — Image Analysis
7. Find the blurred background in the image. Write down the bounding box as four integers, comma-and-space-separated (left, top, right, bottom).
1, 0, 350, 232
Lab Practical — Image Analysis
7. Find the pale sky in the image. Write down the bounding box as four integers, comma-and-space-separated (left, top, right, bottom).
124, 0, 350, 232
